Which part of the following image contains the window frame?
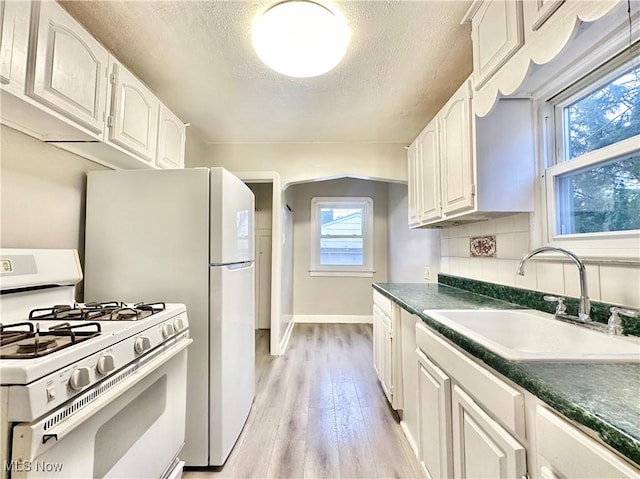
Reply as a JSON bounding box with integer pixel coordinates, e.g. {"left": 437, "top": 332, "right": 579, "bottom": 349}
{"left": 309, "top": 196, "right": 374, "bottom": 277}
{"left": 537, "top": 42, "right": 640, "bottom": 260}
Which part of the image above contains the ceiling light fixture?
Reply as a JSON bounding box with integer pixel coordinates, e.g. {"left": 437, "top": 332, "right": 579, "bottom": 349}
{"left": 252, "top": 1, "right": 350, "bottom": 78}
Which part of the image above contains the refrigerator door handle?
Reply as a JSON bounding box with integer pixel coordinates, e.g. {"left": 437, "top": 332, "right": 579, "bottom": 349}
{"left": 210, "top": 261, "right": 253, "bottom": 270}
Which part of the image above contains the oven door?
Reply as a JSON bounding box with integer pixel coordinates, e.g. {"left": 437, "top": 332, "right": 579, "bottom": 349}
{"left": 10, "top": 338, "right": 192, "bottom": 479}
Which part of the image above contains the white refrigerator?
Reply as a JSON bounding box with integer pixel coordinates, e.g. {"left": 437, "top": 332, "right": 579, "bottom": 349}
{"left": 84, "top": 167, "right": 255, "bottom": 467}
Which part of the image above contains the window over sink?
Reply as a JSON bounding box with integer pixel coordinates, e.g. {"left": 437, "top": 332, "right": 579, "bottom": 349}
{"left": 541, "top": 43, "right": 640, "bottom": 258}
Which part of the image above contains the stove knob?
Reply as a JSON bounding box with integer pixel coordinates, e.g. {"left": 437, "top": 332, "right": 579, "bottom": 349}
{"left": 69, "top": 367, "right": 91, "bottom": 391}
{"left": 162, "top": 323, "right": 175, "bottom": 339}
{"left": 134, "top": 336, "right": 151, "bottom": 354}
{"left": 173, "top": 318, "right": 184, "bottom": 332}
{"left": 97, "top": 354, "right": 115, "bottom": 375}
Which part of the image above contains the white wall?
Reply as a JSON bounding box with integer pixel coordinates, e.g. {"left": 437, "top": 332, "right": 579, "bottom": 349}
{"left": 0, "top": 126, "right": 110, "bottom": 298}
{"left": 387, "top": 183, "right": 440, "bottom": 283}
{"left": 281, "top": 187, "right": 294, "bottom": 336}
{"left": 439, "top": 213, "right": 640, "bottom": 308}
{"left": 290, "top": 177, "right": 388, "bottom": 318}
{"left": 0, "top": 125, "right": 109, "bottom": 250}
{"left": 202, "top": 142, "right": 407, "bottom": 187}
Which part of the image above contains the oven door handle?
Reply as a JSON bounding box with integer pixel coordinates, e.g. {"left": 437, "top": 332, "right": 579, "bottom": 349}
{"left": 12, "top": 338, "right": 192, "bottom": 460}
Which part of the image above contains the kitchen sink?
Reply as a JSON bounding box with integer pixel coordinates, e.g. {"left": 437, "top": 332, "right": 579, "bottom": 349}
{"left": 422, "top": 309, "right": 640, "bottom": 362}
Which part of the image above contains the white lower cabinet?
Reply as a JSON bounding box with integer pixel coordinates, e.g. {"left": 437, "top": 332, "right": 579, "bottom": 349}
{"left": 407, "top": 318, "right": 640, "bottom": 479}
{"left": 415, "top": 321, "right": 526, "bottom": 479}
{"left": 372, "top": 291, "right": 402, "bottom": 410}
{"left": 536, "top": 406, "right": 640, "bottom": 479}
{"left": 452, "top": 385, "right": 526, "bottom": 479}
{"left": 417, "top": 349, "right": 452, "bottom": 479}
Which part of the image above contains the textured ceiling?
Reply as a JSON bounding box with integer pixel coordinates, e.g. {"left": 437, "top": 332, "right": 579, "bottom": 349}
{"left": 60, "top": 1, "right": 473, "bottom": 144}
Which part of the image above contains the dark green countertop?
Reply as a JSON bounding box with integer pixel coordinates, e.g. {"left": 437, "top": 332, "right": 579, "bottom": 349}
{"left": 373, "top": 282, "right": 640, "bottom": 467}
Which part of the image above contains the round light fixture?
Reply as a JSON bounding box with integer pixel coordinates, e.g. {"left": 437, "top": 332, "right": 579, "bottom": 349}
{"left": 252, "top": 1, "right": 350, "bottom": 78}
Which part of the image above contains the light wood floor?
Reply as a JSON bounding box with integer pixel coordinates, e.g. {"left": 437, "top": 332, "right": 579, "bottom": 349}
{"left": 184, "top": 323, "right": 424, "bottom": 479}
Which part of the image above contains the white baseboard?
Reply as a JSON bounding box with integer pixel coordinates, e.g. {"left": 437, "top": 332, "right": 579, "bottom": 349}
{"left": 400, "top": 420, "right": 419, "bottom": 458}
{"left": 294, "top": 314, "right": 373, "bottom": 324}
{"left": 279, "top": 319, "right": 295, "bottom": 356}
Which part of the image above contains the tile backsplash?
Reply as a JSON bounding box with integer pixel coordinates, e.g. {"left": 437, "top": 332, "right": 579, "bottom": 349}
{"left": 440, "top": 213, "right": 640, "bottom": 308}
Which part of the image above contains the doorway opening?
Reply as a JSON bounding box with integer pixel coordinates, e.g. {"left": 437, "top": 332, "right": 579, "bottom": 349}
{"left": 247, "top": 183, "right": 273, "bottom": 331}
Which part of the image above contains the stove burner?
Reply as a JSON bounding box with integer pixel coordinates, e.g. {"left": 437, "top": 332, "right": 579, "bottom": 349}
{"left": 109, "top": 308, "right": 142, "bottom": 320}
{"left": 0, "top": 322, "right": 35, "bottom": 346}
{"left": 17, "top": 338, "right": 58, "bottom": 354}
{"left": 135, "top": 302, "right": 166, "bottom": 313}
{"left": 29, "top": 305, "right": 105, "bottom": 321}
{"left": 0, "top": 322, "right": 102, "bottom": 359}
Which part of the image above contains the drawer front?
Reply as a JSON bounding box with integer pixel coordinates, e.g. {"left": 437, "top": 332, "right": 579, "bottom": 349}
{"left": 373, "top": 290, "right": 393, "bottom": 317}
{"left": 536, "top": 406, "right": 640, "bottom": 478}
{"left": 416, "top": 322, "right": 525, "bottom": 437}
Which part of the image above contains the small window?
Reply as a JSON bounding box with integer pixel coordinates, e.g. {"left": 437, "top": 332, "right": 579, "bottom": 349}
{"left": 543, "top": 47, "right": 640, "bottom": 252}
{"left": 310, "top": 197, "right": 374, "bottom": 277}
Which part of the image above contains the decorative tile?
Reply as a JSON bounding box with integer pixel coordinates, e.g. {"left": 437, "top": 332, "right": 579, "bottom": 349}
{"left": 469, "top": 235, "right": 496, "bottom": 257}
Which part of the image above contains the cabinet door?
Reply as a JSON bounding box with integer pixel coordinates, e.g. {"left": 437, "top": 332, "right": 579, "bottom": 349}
{"left": 27, "top": 1, "right": 108, "bottom": 135}
{"left": 156, "top": 104, "right": 185, "bottom": 169}
{"left": 418, "top": 118, "right": 442, "bottom": 223}
{"left": 372, "top": 304, "right": 382, "bottom": 377}
{"left": 108, "top": 58, "right": 159, "bottom": 163}
{"left": 417, "top": 349, "right": 453, "bottom": 479}
{"left": 471, "top": 0, "right": 524, "bottom": 89}
{"left": 407, "top": 140, "right": 421, "bottom": 227}
{"left": 536, "top": 406, "right": 640, "bottom": 479}
{"left": 380, "top": 311, "right": 393, "bottom": 404}
{"left": 0, "top": 0, "right": 29, "bottom": 93}
{"left": 524, "top": 0, "right": 564, "bottom": 32}
{"left": 452, "top": 385, "right": 526, "bottom": 479}
{"left": 440, "top": 80, "right": 474, "bottom": 216}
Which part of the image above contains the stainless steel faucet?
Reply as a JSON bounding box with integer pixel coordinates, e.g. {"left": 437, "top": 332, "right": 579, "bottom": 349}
{"left": 516, "top": 246, "right": 591, "bottom": 322}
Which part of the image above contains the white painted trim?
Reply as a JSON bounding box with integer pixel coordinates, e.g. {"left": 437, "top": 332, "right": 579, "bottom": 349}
{"left": 309, "top": 270, "right": 374, "bottom": 278}
{"left": 400, "top": 420, "right": 420, "bottom": 458}
{"left": 309, "top": 196, "right": 375, "bottom": 275}
{"left": 279, "top": 318, "right": 295, "bottom": 357}
{"left": 294, "top": 314, "right": 373, "bottom": 324}
{"left": 233, "top": 171, "right": 283, "bottom": 356}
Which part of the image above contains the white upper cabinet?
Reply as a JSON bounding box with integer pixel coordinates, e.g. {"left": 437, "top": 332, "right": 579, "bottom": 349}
{"left": 407, "top": 141, "right": 421, "bottom": 227}
{"left": 465, "top": 0, "right": 525, "bottom": 90}
{"left": 156, "top": 104, "right": 186, "bottom": 169}
{"left": 523, "top": 0, "right": 564, "bottom": 32}
{"left": 1, "top": 0, "right": 29, "bottom": 94}
{"left": 107, "top": 58, "right": 159, "bottom": 163}
{"left": 418, "top": 117, "right": 442, "bottom": 223}
{"left": 407, "top": 78, "right": 535, "bottom": 228}
{"left": 440, "top": 80, "right": 474, "bottom": 216}
{"left": 27, "top": 0, "right": 108, "bottom": 136}
{"left": 0, "top": 1, "right": 186, "bottom": 169}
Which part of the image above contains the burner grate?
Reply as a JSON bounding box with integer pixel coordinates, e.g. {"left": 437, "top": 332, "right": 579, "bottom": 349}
{"left": 27, "top": 301, "right": 166, "bottom": 322}
{"left": 0, "top": 322, "right": 102, "bottom": 359}
{"left": 0, "top": 322, "right": 35, "bottom": 346}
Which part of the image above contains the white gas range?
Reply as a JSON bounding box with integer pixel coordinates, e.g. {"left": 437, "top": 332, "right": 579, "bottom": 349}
{"left": 0, "top": 249, "right": 192, "bottom": 479}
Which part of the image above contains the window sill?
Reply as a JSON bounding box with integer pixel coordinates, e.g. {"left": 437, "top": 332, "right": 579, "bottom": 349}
{"left": 525, "top": 251, "right": 640, "bottom": 267}
{"left": 309, "top": 270, "right": 375, "bottom": 278}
